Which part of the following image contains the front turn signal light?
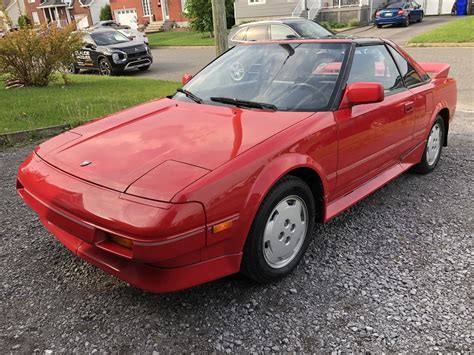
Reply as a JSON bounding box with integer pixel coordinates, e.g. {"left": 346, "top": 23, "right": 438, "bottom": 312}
{"left": 212, "top": 220, "right": 233, "bottom": 234}
{"left": 109, "top": 234, "right": 133, "bottom": 249}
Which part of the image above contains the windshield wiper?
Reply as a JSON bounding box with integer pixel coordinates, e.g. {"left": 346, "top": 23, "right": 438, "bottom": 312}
{"left": 210, "top": 97, "right": 277, "bottom": 111}
{"left": 176, "top": 88, "right": 203, "bottom": 104}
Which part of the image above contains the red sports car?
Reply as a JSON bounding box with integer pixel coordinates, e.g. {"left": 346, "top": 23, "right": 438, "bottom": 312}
{"left": 17, "top": 38, "right": 457, "bottom": 293}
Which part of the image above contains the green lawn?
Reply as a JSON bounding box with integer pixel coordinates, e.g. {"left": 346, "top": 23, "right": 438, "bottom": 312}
{"left": 0, "top": 75, "right": 179, "bottom": 134}
{"left": 409, "top": 16, "right": 474, "bottom": 44}
{"left": 147, "top": 31, "right": 214, "bottom": 47}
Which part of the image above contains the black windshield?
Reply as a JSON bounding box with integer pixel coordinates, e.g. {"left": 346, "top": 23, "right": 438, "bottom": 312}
{"left": 174, "top": 42, "right": 350, "bottom": 111}
{"left": 91, "top": 31, "right": 130, "bottom": 45}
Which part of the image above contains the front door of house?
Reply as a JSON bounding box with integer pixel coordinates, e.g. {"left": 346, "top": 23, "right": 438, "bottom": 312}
{"left": 162, "top": 0, "right": 170, "bottom": 20}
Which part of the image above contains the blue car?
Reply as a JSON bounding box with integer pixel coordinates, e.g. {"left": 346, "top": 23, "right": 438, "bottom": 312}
{"left": 375, "top": 1, "right": 424, "bottom": 28}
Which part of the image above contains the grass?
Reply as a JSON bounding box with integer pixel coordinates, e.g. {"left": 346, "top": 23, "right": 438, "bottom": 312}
{"left": 0, "top": 75, "right": 179, "bottom": 134}
{"left": 409, "top": 16, "right": 474, "bottom": 44}
{"left": 147, "top": 31, "right": 214, "bottom": 47}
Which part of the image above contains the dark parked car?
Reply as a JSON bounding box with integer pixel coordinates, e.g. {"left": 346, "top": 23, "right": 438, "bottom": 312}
{"left": 70, "top": 29, "right": 152, "bottom": 76}
{"left": 375, "top": 1, "right": 424, "bottom": 27}
{"left": 228, "top": 18, "right": 332, "bottom": 46}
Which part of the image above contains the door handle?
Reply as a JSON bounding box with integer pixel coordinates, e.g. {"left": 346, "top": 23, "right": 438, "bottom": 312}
{"left": 404, "top": 101, "right": 414, "bottom": 113}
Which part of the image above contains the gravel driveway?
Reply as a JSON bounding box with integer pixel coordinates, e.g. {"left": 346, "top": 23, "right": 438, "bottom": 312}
{"left": 1, "top": 111, "right": 472, "bottom": 352}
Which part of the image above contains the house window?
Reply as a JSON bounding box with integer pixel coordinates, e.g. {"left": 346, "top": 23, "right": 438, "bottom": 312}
{"left": 32, "top": 11, "right": 40, "bottom": 24}
{"left": 141, "top": 0, "right": 152, "bottom": 16}
{"left": 248, "top": 0, "right": 265, "bottom": 4}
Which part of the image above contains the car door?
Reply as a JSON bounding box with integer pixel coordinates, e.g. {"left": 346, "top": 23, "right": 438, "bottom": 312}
{"left": 76, "top": 34, "right": 97, "bottom": 69}
{"left": 404, "top": 2, "right": 415, "bottom": 22}
{"left": 387, "top": 44, "right": 431, "bottom": 144}
{"left": 334, "top": 44, "right": 416, "bottom": 196}
{"left": 411, "top": 1, "right": 423, "bottom": 20}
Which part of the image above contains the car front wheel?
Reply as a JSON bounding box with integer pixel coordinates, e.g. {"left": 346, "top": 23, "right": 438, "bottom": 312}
{"left": 241, "top": 176, "right": 316, "bottom": 283}
{"left": 69, "top": 63, "right": 79, "bottom": 74}
{"left": 412, "top": 115, "right": 445, "bottom": 174}
{"left": 98, "top": 58, "right": 113, "bottom": 76}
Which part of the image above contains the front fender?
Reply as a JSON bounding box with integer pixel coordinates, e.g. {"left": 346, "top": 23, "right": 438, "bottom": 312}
{"left": 238, "top": 153, "right": 328, "bottom": 248}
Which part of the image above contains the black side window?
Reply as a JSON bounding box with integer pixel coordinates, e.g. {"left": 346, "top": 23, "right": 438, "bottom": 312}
{"left": 348, "top": 45, "right": 404, "bottom": 92}
{"left": 387, "top": 45, "right": 425, "bottom": 87}
{"left": 245, "top": 25, "right": 269, "bottom": 41}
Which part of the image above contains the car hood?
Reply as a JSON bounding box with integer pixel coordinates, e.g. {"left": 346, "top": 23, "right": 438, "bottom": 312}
{"left": 36, "top": 98, "right": 313, "bottom": 199}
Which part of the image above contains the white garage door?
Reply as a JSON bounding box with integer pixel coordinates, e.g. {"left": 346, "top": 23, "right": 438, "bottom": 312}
{"left": 115, "top": 9, "right": 138, "bottom": 29}
{"left": 423, "top": 0, "right": 440, "bottom": 15}
{"left": 441, "top": 0, "right": 455, "bottom": 14}
{"left": 422, "top": 0, "right": 454, "bottom": 15}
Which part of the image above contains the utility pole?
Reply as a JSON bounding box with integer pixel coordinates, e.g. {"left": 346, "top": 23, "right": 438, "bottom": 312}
{"left": 211, "top": 0, "right": 228, "bottom": 56}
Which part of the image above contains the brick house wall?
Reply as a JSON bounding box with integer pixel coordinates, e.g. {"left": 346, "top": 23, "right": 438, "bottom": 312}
{"left": 110, "top": 0, "right": 187, "bottom": 26}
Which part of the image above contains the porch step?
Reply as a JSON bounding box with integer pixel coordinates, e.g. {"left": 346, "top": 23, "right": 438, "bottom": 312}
{"left": 145, "top": 21, "right": 165, "bottom": 33}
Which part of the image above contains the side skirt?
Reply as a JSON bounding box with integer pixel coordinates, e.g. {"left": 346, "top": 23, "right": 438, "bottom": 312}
{"left": 324, "top": 140, "right": 426, "bottom": 222}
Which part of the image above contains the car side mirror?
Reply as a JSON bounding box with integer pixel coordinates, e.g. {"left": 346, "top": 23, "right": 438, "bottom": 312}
{"left": 84, "top": 43, "right": 96, "bottom": 50}
{"left": 342, "top": 82, "right": 384, "bottom": 107}
{"left": 182, "top": 73, "right": 193, "bottom": 85}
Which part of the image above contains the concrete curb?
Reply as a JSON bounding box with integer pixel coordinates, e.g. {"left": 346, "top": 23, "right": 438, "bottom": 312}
{"left": 0, "top": 124, "right": 71, "bottom": 147}
{"left": 406, "top": 42, "right": 474, "bottom": 47}
{"left": 150, "top": 45, "right": 215, "bottom": 49}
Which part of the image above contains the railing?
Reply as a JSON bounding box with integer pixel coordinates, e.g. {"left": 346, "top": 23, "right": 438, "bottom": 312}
{"left": 308, "top": 0, "right": 323, "bottom": 20}
{"left": 291, "top": 0, "right": 306, "bottom": 18}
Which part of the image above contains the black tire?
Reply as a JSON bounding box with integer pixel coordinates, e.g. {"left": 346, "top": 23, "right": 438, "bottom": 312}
{"left": 138, "top": 65, "right": 151, "bottom": 71}
{"left": 241, "top": 176, "right": 316, "bottom": 283}
{"left": 418, "top": 14, "right": 423, "bottom": 22}
{"left": 376, "top": 24, "right": 382, "bottom": 28}
{"left": 98, "top": 58, "right": 113, "bottom": 76}
{"left": 69, "top": 63, "right": 79, "bottom": 74}
{"left": 412, "top": 115, "right": 445, "bottom": 174}
{"left": 402, "top": 17, "right": 410, "bottom": 27}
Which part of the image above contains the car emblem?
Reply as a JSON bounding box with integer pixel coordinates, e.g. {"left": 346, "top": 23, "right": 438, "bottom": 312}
{"left": 135, "top": 47, "right": 139, "bottom": 52}
{"left": 80, "top": 160, "right": 92, "bottom": 167}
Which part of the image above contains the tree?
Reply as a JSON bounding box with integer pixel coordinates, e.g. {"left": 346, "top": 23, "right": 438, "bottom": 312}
{"left": 99, "top": 5, "right": 112, "bottom": 21}
{"left": 185, "top": 0, "right": 234, "bottom": 36}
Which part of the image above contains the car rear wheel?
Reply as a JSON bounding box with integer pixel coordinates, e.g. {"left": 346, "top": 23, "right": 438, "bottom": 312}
{"left": 241, "top": 176, "right": 316, "bottom": 283}
{"left": 98, "top": 58, "right": 113, "bottom": 76}
{"left": 376, "top": 24, "right": 382, "bottom": 28}
{"left": 412, "top": 116, "right": 445, "bottom": 174}
{"left": 402, "top": 17, "right": 410, "bottom": 27}
{"left": 418, "top": 14, "right": 423, "bottom": 22}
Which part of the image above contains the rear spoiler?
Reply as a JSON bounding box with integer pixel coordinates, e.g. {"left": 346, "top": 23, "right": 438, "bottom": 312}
{"left": 418, "top": 63, "right": 451, "bottom": 79}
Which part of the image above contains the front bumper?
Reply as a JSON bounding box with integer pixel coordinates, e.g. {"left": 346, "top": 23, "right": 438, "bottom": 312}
{"left": 113, "top": 55, "right": 153, "bottom": 71}
{"left": 375, "top": 15, "right": 407, "bottom": 25}
{"left": 17, "top": 153, "right": 241, "bottom": 293}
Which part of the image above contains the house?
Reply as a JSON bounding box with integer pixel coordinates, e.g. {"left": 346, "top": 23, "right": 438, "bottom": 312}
{"left": 1, "top": 0, "right": 26, "bottom": 29}
{"left": 23, "top": 0, "right": 109, "bottom": 28}
{"left": 109, "top": 0, "right": 188, "bottom": 30}
{"left": 234, "top": 0, "right": 378, "bottom": 25}
{"left": 234, "top": 0, "right": 457, "bottom": 25}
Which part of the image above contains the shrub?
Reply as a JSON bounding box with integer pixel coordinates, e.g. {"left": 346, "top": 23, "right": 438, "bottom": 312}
{"left": 99, "top": 5, "right": 112, "bottom": 21}
{"left": 0, "top": 24, "right": 83, "bottom": 87}
{"left": 348, "top": 19, "right": 360, "bottom": 27}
